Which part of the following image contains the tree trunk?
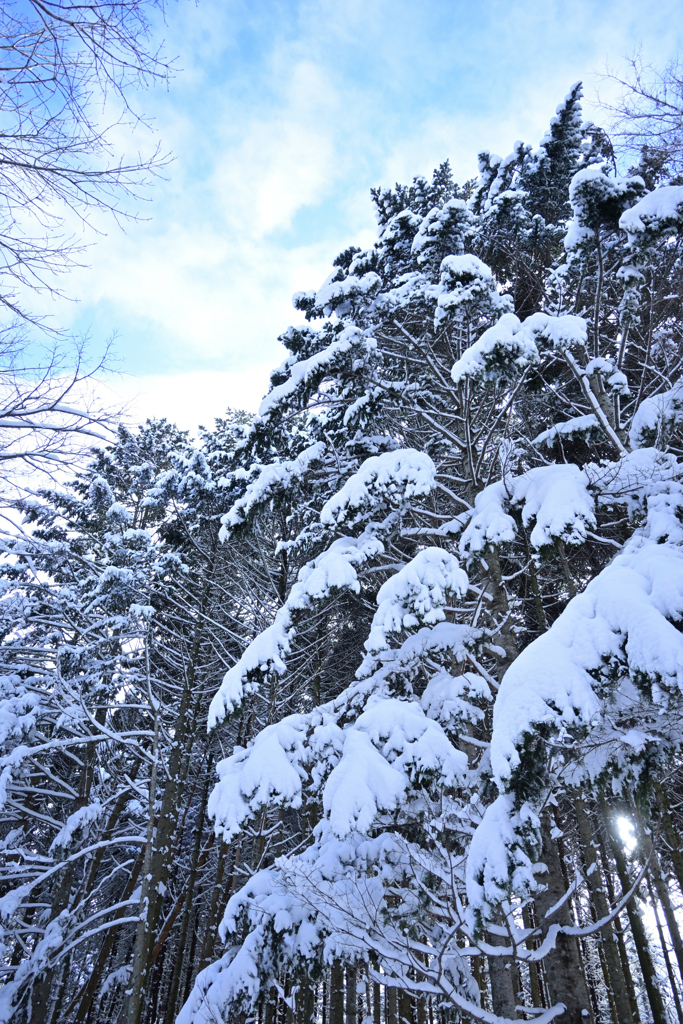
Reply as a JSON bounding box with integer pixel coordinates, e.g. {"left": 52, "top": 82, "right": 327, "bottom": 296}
{"left": 654, "top": 781, "right": 683, "bottom": 894}
{"left": 648, "top": 876, "right": 683, "bottom": 1024}
{"left": 181, "top": 904, "right": 202, "bottom": 1010}
{"left": 487, "top": 952, "right": 517, "bottom": 1020}
{"left": 522, "top": 904, "right": 544, "bottom": 1010}
{"left": 330, "top": 961, "right": 344, "bottom": 1024}
{"left": 163, "top": 765, "right": 211, "bottom": 1024}
{"left": 651, "top": 851, "right": 683, "bottom": 984}
{"left": 487, "top": 913, "right": 517, "bottom": 1020}
{"left": 574, "top": 798, "right": 634, "bottom": 1023}
{"left": 70, "top": 846, "right": 145, "bottom": 1022}
{"left": 298, "top": 982, "right": 315, "bottom": 1024}
{"left": 386, "top": 984, "right": 397, "bottom": 1024}
{"left": 631, "top": 799, "right": 683, "bottom": 983}
{"left": 599, "top": 797, "right": 667, "bottom": 1024}
{"left": 123, "top": 564, "right": 217, "bottom": 1024}
{"left": 596, "top": 830, "right": 641, "bottom": 1023}
{"left": 534, "top": 815, "right": 594, "bottom": 1024}
{"left": 372, "top": 960, "right": 381, "bottom": 1024}
{"left": 198, "top": 838, "right": 231, "bottom": 972}
{"left": 398, "top": 989, "right": 411, "bottom": 1024}
{"left": 28, "top": 859, "right": 77, "bottom": 1024}
{"left": 346, "top": 966, "right": 357, "bottom": 1024}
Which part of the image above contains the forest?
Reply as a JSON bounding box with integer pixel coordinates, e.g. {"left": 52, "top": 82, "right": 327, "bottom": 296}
{"left": 2, "top": 4, "right": 683, "bottom": 1024}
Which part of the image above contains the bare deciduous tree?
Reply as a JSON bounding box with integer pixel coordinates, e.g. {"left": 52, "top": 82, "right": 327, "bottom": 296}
{"left": 0, "top": 0, "right": 176, "bottom": 488}
{"left": 599, "top": 53, "right": 683, "bottom": 175}
{"left": 0, "top": 331, "right": 121, "bottom": 483}
{"left": 0, "top": 0, "right": 174, "bottom": 318}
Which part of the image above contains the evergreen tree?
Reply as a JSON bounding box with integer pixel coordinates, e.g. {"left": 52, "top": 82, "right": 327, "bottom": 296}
{"left": 180, "top": 83, "right": 683, "bottom": 1024}
{"left": 5, "top": 79, "right": 683, "bottom": 1024}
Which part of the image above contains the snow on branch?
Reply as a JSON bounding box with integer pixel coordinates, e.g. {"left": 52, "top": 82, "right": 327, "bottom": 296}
{"left": 258, "top": 325, "right": 371, "bottom": 419}
{"left": 533, "top": 413, "right": 600, "bottom": 449}
{"left": 208, "top": 712, "right": 343, "bottom": 842}
{"left": 220, "top": 441, "right": 326, "bottom": 538}
{"left": 450, "top": 312, "right": 586, "bottom": 385}
{"left": 619, "top": 184, "right": 683, "bottom": 242}
{"left": 207, "top": 531, "right": 384, "bottom": 729}
{"left": 322, "top": 699, "right": 467, "bottom": 838}
{"left": 435, "top": 254, "right": 507, "bottom": 325}
{"left": 352, "top": 619, "right": 487, "bottom": 721}
{"left": 629, "top": 379, "right": 683, "bottom": 449}
{"left": 465, "top": 793, "right": 540, "bottom": 929}
{"left": 490, "top": 481, "right": 683, "bottom": 793}
{"left": 366, "top": 547, "right": 468, "bottom": 652}
{"left": 459, "top": 463, "right": 596, "bottom": 555}
{"left": 565, "top": 166, "right": 645, "bottom": 249}
{"left": 320, "top": 448, "right": 436, "bottom": 530}
{"left": 314, "top": 270, "right": 381, "bottom": 318}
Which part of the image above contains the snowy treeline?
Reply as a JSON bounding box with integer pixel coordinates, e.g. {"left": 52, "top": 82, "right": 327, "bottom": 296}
{"left": 2, "top": 83, "right": 683, "bottom": 1024}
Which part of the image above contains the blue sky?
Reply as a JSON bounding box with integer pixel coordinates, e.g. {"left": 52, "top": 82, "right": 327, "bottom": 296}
{"left": 43, "top": 0, "right": 683, "bottom": 429}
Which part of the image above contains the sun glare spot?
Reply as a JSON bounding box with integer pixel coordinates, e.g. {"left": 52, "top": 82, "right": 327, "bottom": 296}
{"left": 617, "top": 816, "right": 637, "bottom": 853}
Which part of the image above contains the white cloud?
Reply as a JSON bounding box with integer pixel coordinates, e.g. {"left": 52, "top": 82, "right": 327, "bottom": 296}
{"left": 21, "top": 0, "right": 683, "bottom": 435}
{"left": 115, "top": 366, "right": 271, "bottom": 432}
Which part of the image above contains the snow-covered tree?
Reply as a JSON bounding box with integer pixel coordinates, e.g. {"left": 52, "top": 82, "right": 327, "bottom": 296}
{"left": 6, "top": 77, "right": 683, "bottom": 1024}
{"left": 175, "top": 81, "right": 683, "bottom": 1024}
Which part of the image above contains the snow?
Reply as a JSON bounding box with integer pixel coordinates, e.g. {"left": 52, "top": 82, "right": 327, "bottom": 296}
{"left": 589, "top": 449, "right": 683, "bottom": 528}
{"left": 459, "top": 463, "right": 596, "bottom": 554}
{"left": 177, "top": 866, "right": 331, "bottom": 1024}
{"left": 379, "top": 207, "right": 422, "bottom": 244}
{"left": 221, "top": 442, "right": 326, "bottom": 537}
{"left": 210, "top": 684, "right": 467, "bottom": 846}
{"left": 209, "top": 551, "right": 472, "bottom": 843}
{"left": 436, "top": 254, "right": 507, "bottom": 324}
{"left": 533, "top": 414, "right": 599, "bottom": 449}
{"left": 523, "top": 311, "right": 588, "bottom": 351}
{"left": 177, "top": 927, "right": 274, "bottom": 1023}
{"left": 315, "top": 271, "right": 381, "bottom": 317}
{"left": 323, "top": 727, "right": 407, "bottom": 837}
{"left": 0, "top": 915, "right": 71, "bottom": 1022}
{"left": 208, "top": 551, "right": 478, "bottom": 853}
{"left": 375, "top": 271, "right": 440, "bottom": 312}
{"left": 320, "top": 449, "right": 435, "bottom": 528}
{"left": 451, "top": 313, "right": 536, "bottom": 383}
{"left": 411, "top": 199, "right": 469, "bottom": 263}
{"left": 565, "top": 167, "right": 644, "bottom": 249}
{"left": 619, "top": 185, "right": 683, "bottom": 241}
{"left": 0, "top": 684, "right": 41, "bottom": 747}
{"left": 106, "top": 501, "right": 131, "bottom": 524}
{"left": 466, "top": 793, "right": 539, "bottom": 926}
{"left": 512, "top": 463, "right": 596, "bottom": 549}
{"left": 584, "top": 357, "right": 629, "bottom": 395}
{"left": 421, "top": 670, "right": 491, "bottom": 728}
{"left": 355, "top": 620, "right": 483, "bottom": 702}
{"left": 209, "top": 707, "right": 350, "bottom": 843}
{"left": 259, "top": 325, "right": 369, "bottom": 418}
{"left": 209, "top": 716, "right": 311, "bottom": 841}
{"left": 208, "top": 531, "right": 384, "bottom": 728}
{"left": 450, "top": 312, "right": 586, "bottom": 385}
{"left": 323, "top": 699, "right": 467, "bottom": 838}
{"left": 100, "top": 965, "right": 132, "bottom": 998}
{"left": 88, "top": 476, "right": 114, "bottom": 506}
{"left": 489, "top": 507, "right": 683, "bottom": 789}
{"left": 458, "top": 480, "right": 516, "bottom": 554}
{"left": 629, "top": 381, "right": 683, "bottom": 449}
{"left": 49, "top": 801, "right": 103, "bottom": 853}
{"left": 366, "top": 548, "right": 468, "bottom": 652}
{"left": 439, "top": 254, "right": 492, "bottom": 284}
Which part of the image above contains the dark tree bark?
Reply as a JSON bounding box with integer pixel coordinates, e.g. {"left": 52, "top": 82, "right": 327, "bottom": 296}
{"left": 534, "top": 816, "right": 594, "bottom": 1024}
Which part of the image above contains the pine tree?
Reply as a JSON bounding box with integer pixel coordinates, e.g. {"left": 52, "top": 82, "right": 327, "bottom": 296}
{"left": 179, "top": 83, "right": 683, "bottom": 1024}
{"left": 5, "top": 80, "right": 683, "bottom": 1024}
